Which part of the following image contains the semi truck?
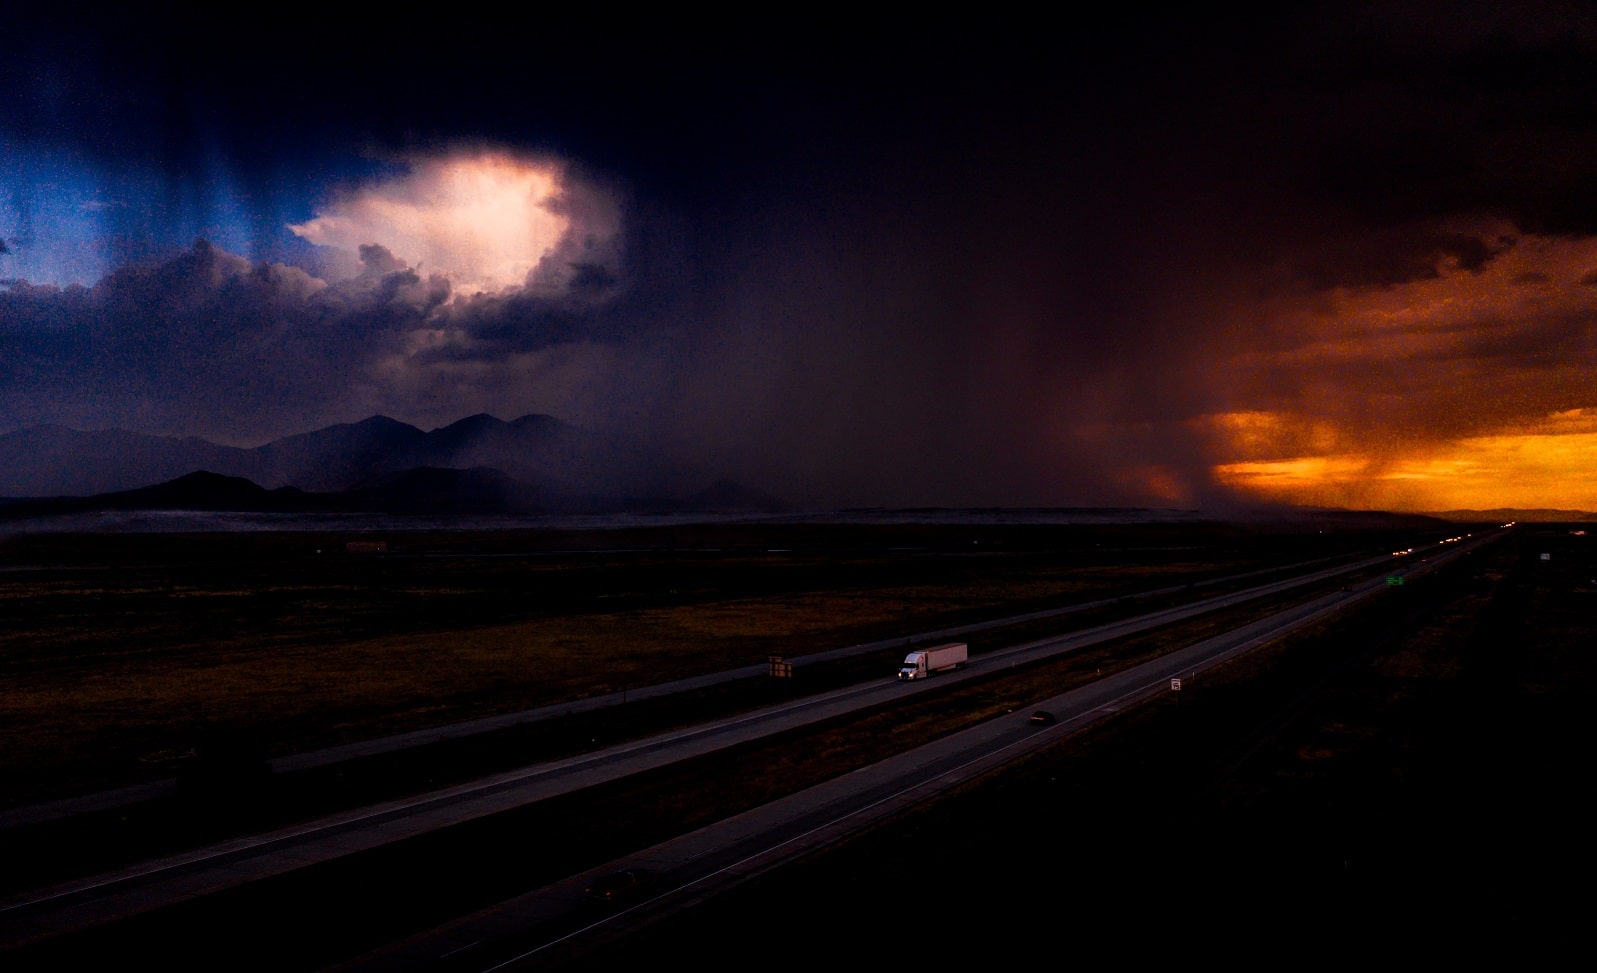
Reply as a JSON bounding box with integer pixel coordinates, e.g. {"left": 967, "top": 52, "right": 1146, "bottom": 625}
{"left": 897, "top": 642, "right": 968, "bottom": 680}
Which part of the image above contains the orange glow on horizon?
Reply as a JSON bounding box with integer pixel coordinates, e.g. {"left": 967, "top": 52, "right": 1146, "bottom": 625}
{"left": 1193, "top": 221, "right": 1597, "bottom": 513}
{"left": 1211, "top": 409, "right": 1597, "bottom": 511}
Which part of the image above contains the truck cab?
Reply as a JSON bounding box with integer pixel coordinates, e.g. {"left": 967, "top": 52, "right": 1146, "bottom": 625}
{"left": 897, "top": 652, "right": 929, "bottom": 680}
{"left": 897, "top": 642, "right": 966, "bottom": 680}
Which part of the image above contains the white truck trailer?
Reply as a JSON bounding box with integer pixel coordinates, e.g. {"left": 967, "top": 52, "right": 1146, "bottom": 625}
{"left": 897, "top": 641, "right": 968, "bottom": 680}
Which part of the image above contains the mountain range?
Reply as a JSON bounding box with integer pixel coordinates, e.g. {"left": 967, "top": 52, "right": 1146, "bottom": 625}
{"left": 0, "top": 414, "right": 788, "bottom": 517}
{"left": 3, "top": 416, "right": 1591, "bottom": 524}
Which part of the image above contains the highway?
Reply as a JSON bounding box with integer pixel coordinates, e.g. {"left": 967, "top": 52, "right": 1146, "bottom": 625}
{"left": 331, "top": 528, "right": 1502, "bottom": 971}
{"left": 0, "top": 527, "right": 1505, "bottom": 969}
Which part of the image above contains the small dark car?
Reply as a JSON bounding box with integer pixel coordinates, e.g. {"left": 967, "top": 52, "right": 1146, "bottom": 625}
{"left": 1028, "top": 710, "right": 1056, "bottom": 725}
{"left": 584, "top": 867, "right": 655, "bottom": 902}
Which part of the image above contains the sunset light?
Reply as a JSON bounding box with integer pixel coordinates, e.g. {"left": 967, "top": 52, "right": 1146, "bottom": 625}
{"left": 6, "top": 10, "right": 1597, "bottom": 965}
{"left": 5, "top": 7, "right": 1597, "bottom": 512}
{"left": 1213, "top": 409, "right": 1597, "bottom": 511}
{"left": 1201, "top": 223, "right": 1597, "bottom": 513}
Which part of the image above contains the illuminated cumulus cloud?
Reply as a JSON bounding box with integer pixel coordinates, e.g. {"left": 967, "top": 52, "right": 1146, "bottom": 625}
{"left": 289, "top": 149, "right": 623, "bottom": 302}
{"left": 1, "top": 146, "right": 635, "bottom": 445}
{"left": 1202, "top": 222, "right": 1597, "bottom": 511}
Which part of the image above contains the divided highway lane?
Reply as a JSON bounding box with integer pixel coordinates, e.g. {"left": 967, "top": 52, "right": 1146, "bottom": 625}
{"left": 329, "top": 528, "right": 1506, "bottom": 971}
{"left": 0, "top": 528, "right": 1504, "bottom": 959}
{"left": 0, "top": 539, "right": 1395, "bottom": 832}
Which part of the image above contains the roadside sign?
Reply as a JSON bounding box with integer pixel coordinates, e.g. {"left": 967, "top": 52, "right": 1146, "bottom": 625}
{"left": 1170, "top": 678, "right": 1181, "bottom": 691}
{"left": 1386, "top": 576, "right": 1405, "bottom": 585}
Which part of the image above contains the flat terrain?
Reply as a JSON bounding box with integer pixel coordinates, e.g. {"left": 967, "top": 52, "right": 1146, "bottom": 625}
{"left": 0, "top": 518, "right": 1396, "bottom": 808}
{"left": 3, "top": 517, "right": 1592, "bottom": 968}
{"left": 556, "top": 522, "right": 1597, "bottom": 969}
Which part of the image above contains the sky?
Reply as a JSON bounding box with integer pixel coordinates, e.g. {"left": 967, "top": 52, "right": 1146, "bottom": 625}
{"left": 4, "top": 5, "right": 1597, "bottom": 513}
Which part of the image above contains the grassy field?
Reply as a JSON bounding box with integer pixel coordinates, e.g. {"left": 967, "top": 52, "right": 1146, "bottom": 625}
{"left": 0, "top": 519, "right": 1400, "bottom": 807}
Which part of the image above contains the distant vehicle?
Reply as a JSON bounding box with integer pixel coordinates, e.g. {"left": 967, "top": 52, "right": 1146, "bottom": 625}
{"left": 584, "top": 867, "right": 655, "bottom": 902}
{"left": 897, "top": 642, "right": 968, "bottom": 680}
{"left": 1028, "top": 710, "right": 1056, "bottom": 725}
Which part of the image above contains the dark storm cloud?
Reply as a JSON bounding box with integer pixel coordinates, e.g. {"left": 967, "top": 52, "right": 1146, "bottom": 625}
{"left": 0, "top": 237, "right": 630, "bottom": 442}
{"left": 6, "top": 4, "right": 1597, "bottom": 509}
{"left": 1305, "top": 15, "right": 1597, "bottom": 238}
{"left": 1278, "top": 224, "right": 1518, "bottom": 291}
{"left": 445, "top": 298, "right": 585, "bottom": 351}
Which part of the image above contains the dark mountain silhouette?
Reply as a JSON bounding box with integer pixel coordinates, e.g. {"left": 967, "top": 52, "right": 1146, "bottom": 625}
{"left": 250, "top": 416, "right": 431, "bottom": 492}
{"left": 0, "top": 415, "right": 790, "bottom": 518}
{"left": 0, "top": 466, "right": 791, "bottom": 520}
{"left": 0, "top": 471, "right": 320, "bottom": 518}
{"left": 1, "top": 413, "right": 688, "bottom": 495}
{"left": 0, "top": 426, "right": 254, "bottom": 497}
